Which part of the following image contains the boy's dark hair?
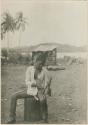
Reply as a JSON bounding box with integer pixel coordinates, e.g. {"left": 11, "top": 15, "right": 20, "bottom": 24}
{"left": 34, "top": 53, "right": 46, "bottom": 65}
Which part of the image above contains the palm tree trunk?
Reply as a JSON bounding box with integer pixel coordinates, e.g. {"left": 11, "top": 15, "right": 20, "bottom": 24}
{"left": 7, "top": 33, "right": 9, "bottom": 51}
{"left": 19, "top": 29, "right": 22, "bottom": 47}
{"left": 6, "top": 32, "right": 9, "bottom": 60}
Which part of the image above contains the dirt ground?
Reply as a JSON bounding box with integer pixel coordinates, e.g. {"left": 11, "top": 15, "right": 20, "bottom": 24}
{"left": 1, "top": 62, "right": 87, "bottom": 124}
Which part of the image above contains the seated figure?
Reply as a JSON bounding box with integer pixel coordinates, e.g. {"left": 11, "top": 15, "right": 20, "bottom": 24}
{"left": 7, "top": 54, "right": 51, "bottom": 124}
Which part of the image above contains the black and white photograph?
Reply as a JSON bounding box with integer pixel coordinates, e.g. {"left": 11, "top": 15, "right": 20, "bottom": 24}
{"left": 1, "top": 0, "right": 88, "bottom": 124}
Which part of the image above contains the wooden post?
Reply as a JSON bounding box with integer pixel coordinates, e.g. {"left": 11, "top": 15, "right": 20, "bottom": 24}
{"left": 24, "top": 96, "right": 42, "bottom": 122}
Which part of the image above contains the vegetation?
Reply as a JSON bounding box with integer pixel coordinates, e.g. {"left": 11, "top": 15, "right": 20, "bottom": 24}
{"left": 15, "top": 12, "right": 27, "bottom": 47}
{"left": 1, "top": 12, "right": 15, "bottom": 53}
{"left": 1, "top": 49, "right": 32, "bottom": 65}
{"left": 1, "top": 11, "right": 27, "bottom": 49}
{"left": 1, "top": 11, "right": 28, "bottom": 65}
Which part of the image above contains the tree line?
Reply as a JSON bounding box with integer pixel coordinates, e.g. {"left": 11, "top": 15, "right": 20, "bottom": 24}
{"left": 1, "top": 48, "right": 32, "bottom": 65}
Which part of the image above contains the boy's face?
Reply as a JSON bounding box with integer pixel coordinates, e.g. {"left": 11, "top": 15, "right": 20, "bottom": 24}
{"left": 34, "top": 60, "right": 43, "bottom": 70}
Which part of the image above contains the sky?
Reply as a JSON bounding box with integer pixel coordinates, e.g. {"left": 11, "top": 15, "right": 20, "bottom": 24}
{"left": 1, "top": 0, "right": 88, "bottom": 48}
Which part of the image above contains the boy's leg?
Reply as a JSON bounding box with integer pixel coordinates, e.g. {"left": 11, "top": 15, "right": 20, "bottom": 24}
{"left": 38, "top": 90, "right": 48, "bottom": 122}
{"left": 40, "top": 97, "right": 48, "bottom": 122}
{"left": 8, "top": 90, "right": 29, "bottom": 123}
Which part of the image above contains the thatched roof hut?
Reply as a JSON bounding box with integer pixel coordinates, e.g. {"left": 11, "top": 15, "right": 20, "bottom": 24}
{"left": 32, "top": 44, "right": 57, "bottom": 66}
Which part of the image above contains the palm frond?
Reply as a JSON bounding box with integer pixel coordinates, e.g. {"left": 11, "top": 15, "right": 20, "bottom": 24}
{"left": 1, "top": 12, "right": 16, "bottom": 34}
{"left": 15, "top": 12, "right": 27, "bottom": 31}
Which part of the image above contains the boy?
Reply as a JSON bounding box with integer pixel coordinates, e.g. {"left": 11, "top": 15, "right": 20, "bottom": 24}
{"left": 7, "top": 54, "right": 51, "bottom": 123}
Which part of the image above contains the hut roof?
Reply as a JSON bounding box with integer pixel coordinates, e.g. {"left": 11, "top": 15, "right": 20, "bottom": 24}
{"left": 32, "top": 45, "right": 57, "bottom": 52}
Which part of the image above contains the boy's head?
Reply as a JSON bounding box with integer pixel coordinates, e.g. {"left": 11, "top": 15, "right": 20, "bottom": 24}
{"left": 33, "top": 53, "right": 45, "bottom": 70}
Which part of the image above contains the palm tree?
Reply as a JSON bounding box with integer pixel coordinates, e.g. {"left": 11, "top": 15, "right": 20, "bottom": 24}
{"left": 1, "top": 12, "right": 15, "bottom": 51}
{"left": 15, "top": 12, "right": 27, "bottom": 47}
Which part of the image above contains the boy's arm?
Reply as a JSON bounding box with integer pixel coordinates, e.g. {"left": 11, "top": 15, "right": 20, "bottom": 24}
{"left": 25, "top": 67, "right": 37, "bottom": 87}
{"left": 25, "top": 67, "right": 31, "bottom": 86}
{"left": 44, "top": 68, "right": 52, "bottom": 95}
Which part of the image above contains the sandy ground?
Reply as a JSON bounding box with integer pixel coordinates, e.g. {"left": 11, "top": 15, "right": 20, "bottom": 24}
{"left": 1, "top": 62, "right": 87, "bottom": 124}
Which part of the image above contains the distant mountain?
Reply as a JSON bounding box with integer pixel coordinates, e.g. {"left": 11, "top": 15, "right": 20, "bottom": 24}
{"left": 2, "top": 43, "right": 87, "bottom": 52}
{"left": 51, "top": 43, "right": 87, "bottom": 52}
{"left": 28, "top": 43, "right": 87, "bottom": 52}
